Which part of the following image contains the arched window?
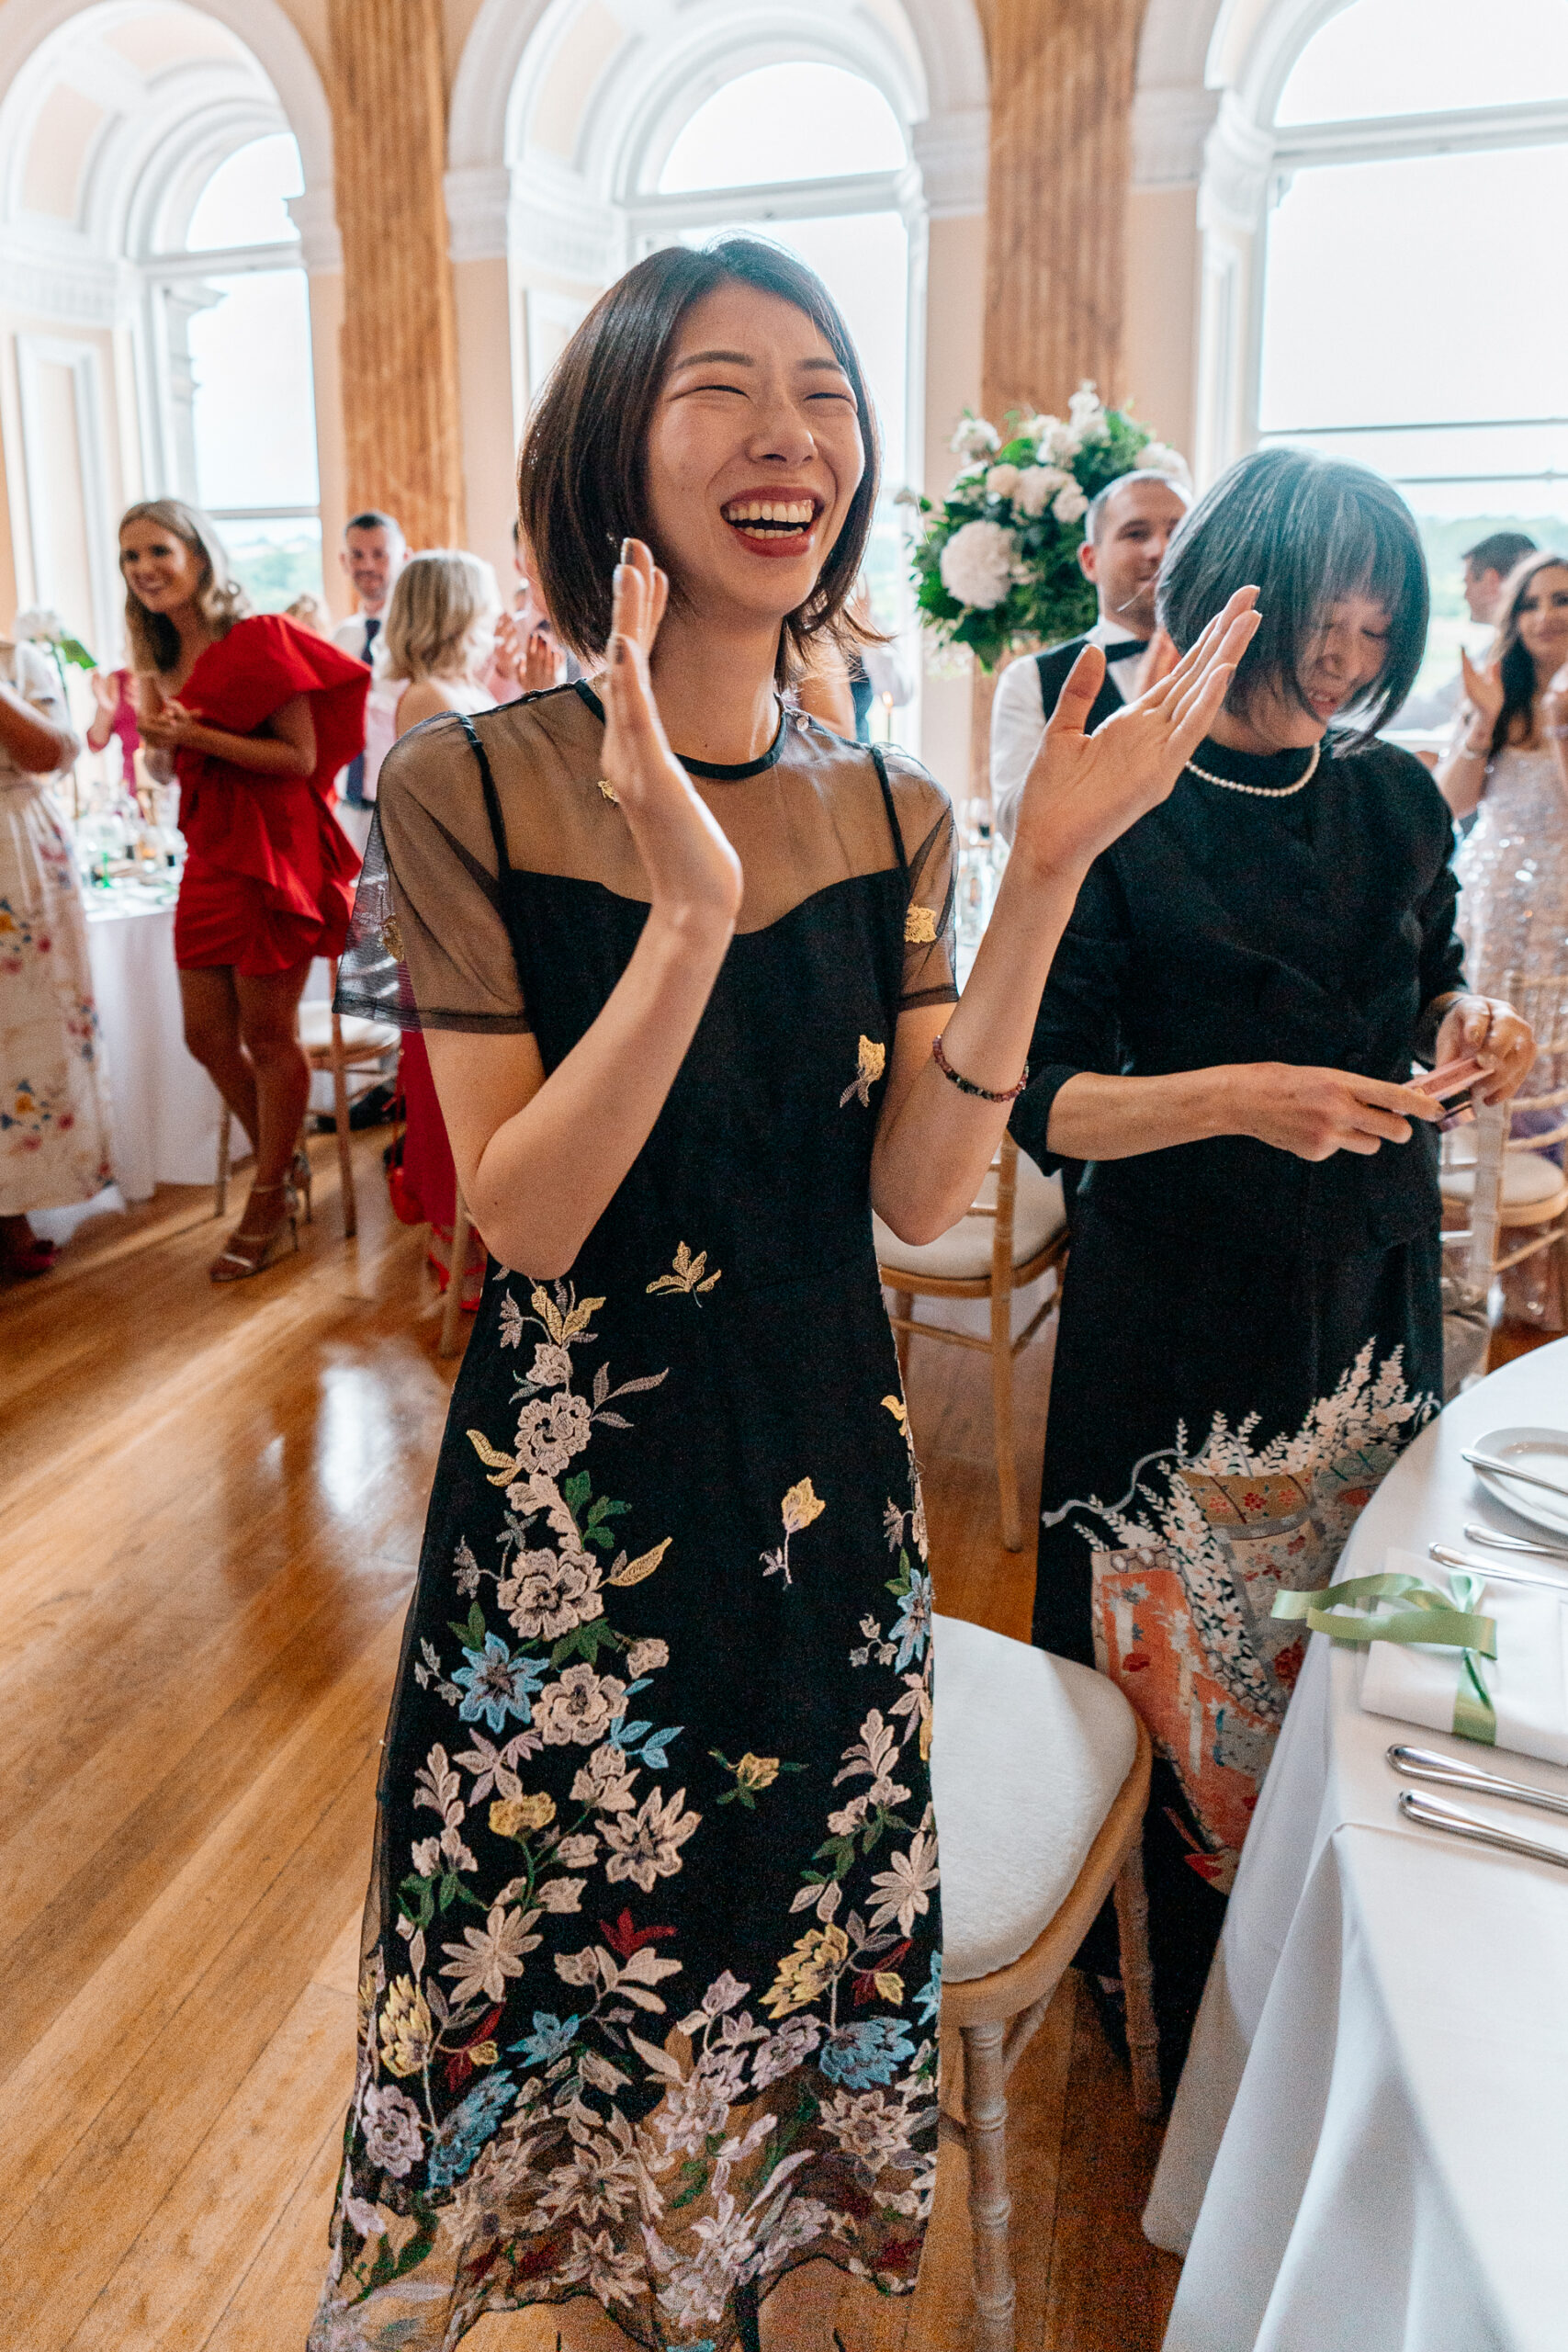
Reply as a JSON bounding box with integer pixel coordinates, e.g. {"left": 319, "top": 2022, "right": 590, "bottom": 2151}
{"left": 628, "top": 60, "right": 918, "bottom": 705}
{"left": 1255, "top": 0, "right": 1568, "bottom": 689}
{"left": 144, "top": 130, "right": 323, "bottom": 606}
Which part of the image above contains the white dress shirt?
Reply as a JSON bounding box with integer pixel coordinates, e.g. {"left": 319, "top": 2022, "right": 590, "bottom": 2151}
{"left": 990, "top": 614, "right": 1143, "bottom": 844}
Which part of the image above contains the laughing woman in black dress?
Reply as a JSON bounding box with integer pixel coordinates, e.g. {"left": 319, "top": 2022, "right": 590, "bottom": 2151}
{"left": 1010, "top": 449, "right": 1535, "bottom": 2082}
{"left": 309, "top": 239, "right": 1254, "bottom": 2352}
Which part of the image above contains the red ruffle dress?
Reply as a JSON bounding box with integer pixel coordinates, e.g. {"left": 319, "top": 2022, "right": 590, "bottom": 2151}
{"left": 172, "top": 614, "right": 369, "bottom": 976}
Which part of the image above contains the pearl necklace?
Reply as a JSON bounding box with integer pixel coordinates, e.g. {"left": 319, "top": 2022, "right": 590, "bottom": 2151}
{"left": 1185, "top": 739, "right": 1322, "bottom": 797}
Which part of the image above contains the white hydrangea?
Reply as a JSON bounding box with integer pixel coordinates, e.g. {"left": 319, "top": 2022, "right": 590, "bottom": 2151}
{"left": 984, "top": 462, "right": 1022, "bottom": 500}
{"left": 949, "top": 413, "right": 999, "bottom": 462}
{"left": 939, "top": 519, "right": 1018, "bottom": 611}
{"left": 1037, "top": 418, "right": 1081, "bottom": 464}
{"left": 1012, "top": 465, "right": 1072, "bottom": 518}
{"left": 1134, "top": 439, "right": 1193, "bottom": 488}
{"left": 1068, "top": 381, "right": 1108, "bottom": 440}
{"left": 1052, "top": 483, "right": 1089, "bottom": 526}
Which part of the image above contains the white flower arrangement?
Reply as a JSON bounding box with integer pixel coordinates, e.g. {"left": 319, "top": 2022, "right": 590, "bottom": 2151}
{"left": 908, "top": 383, "right": 1189, "bottom": 668}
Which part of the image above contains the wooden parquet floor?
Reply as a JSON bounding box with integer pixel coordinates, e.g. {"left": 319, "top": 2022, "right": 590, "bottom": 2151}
{"left": 0, "top": 1134, "right": 1179, "bottom": 2351}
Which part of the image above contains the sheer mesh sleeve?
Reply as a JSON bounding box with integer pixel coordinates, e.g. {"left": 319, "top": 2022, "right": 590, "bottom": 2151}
{"left": 335, "top": 715, "right": 530, "bottom": 1033}
{"left": 882, "top": 749, "right": 958, "bottom": 1010}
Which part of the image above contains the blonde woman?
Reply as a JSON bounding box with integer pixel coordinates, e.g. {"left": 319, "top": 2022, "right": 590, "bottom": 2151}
{"left": 119, "top": 499, "right": 369, "bottom": 1280}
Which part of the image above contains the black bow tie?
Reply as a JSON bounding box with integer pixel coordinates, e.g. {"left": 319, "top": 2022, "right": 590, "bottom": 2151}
{"left": 1103, "top": 639, "right": 1150, "bottom": 662}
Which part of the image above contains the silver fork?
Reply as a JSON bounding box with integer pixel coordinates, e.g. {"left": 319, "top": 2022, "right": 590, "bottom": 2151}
{"left": 1398, "top": 1787, "right": 1568, "bottom": 1870}
{"left": 1389, "top": 1741, "right": 1568, "bottom": 1821}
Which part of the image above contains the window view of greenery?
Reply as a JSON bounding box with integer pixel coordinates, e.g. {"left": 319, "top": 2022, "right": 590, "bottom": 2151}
{"left": 221, "top": 525, "right": 324, "bottom": 611}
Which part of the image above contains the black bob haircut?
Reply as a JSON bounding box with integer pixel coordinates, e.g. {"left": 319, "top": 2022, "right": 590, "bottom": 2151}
{"left": 518, "top": 237, "right": 879, "bottom": 687}
{"left": 1157, "top": 447, "right": 1428, "bottom": 745}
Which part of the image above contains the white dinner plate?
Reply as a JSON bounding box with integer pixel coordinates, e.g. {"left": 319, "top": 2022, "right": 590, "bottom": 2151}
{"left": 1472, "top": 1425, "right": 1568, "bottom": 1539}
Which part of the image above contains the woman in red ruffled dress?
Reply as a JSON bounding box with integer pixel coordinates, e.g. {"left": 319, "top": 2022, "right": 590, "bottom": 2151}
{"left": 120, "top": 500, "right": 369, "bottom": 1280}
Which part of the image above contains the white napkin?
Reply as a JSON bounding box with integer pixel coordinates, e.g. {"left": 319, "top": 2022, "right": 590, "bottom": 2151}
{"left": 1359, "top": 1546, "right": 1568, "bottom": 1765}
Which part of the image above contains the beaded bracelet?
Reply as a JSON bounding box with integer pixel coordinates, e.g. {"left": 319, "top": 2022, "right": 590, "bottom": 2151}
{"left": 932, "top": 1031, "right": 1028, "bottom": 1102}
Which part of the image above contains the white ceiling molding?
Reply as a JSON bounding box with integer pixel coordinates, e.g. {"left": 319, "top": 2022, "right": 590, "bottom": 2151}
{"left": 1197, "top": 88, "right": 1276, "bottom": 233}
{"left": 909, "top": 106, "right": 987, "bottom": 217}
{"left": 1132, "top": 85, "right": 1222, "bottom": 189}
{"left": 508, "top": 155, "right": 617, "bottom": 284}
{"left": 287, "top": 183, "right": 341, "bottom": 274}
{"left": 444, "top": 165, "right": 512, "bottom": 266}
{"left": 0, "top": 220, "right": 125, "bottom": 323}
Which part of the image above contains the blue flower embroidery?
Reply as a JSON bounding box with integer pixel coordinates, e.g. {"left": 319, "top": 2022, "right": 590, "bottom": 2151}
{"left": 508, "top": 2011, "right": 581, "bottom": 2067}
{"left": 890, "top": 1566, "right": 933, "bottom": 1671}
{"left": 426, "top": 2070, "right": 519, "bottom": 2188}
{"left": 452, "top": 1633, "right": 545, "bottom": 1732}
{"left": 914, "top": 1949, "right": 942, "bottom": 2024}
{"left": 819, "top": 2017, "right": 916, "bottom": 2089}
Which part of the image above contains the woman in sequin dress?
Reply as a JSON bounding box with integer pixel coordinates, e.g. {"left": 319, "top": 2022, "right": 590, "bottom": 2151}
{"left": 1440, "top": 551, "right": 1568, "bottom": 1326}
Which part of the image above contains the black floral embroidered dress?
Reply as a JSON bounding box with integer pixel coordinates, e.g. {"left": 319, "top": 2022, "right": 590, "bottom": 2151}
{"left": 312, "top": 684, "right": 957, "bottom": 2352}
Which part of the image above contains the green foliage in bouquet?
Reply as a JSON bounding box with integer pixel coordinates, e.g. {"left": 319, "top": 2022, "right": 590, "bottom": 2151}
{"left": 904, "top": 385, "right": 1190, "bottom": 672}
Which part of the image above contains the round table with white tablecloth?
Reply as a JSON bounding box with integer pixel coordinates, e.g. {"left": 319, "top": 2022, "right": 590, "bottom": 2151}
{"left": 1148, "top": 1339, "right": 1568, "bottom": 2352}
{"left": 81, "top": 884, "right": 225, "bottom": 1199}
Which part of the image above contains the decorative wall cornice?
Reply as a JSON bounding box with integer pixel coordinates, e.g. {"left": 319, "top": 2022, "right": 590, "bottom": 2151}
{"left": 443, "top": 166, "right": 511, "bottom": 266}
{"left": 1197, "top": 90, "right": 1275, "bottom": 235}
{"left": 508, "top": 163, "right": 615, "bottom": 284}
{"left": 911, "top": 107, "right": 988, "bottom": 218}
{"left": 1131, "top": 84, "right": 1221, "bottom": 191}
{"left": 286, "top": 185, "right": 343, "bottom": 274}
{"left": 0, "top": 226, "right": 127, "bottom": 326}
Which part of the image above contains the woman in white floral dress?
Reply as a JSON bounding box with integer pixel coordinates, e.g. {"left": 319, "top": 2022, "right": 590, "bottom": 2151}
{"left": 0, "top": 637, "right": 112, "bottom": 1275}
{"left": 312, "top": 238, "right": 1256, "bottom": 2352}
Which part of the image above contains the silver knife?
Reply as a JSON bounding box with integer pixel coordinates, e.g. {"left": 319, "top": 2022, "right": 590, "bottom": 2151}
{"left": 1464, "top": 1522, "right": 1568, "bottom": 1562}
{"left": 1429, "top": 1543, "right": 1568, "bottom": 1594}
{"left": 1462, "top": 1450, "right": 1568, "bottom": 1505}
{"left": 1400, "top": 1788, "right": 1568, "bottom": 1868}
{"left": 1389, "top": 1742, "right": 1568, "bottom": 1821}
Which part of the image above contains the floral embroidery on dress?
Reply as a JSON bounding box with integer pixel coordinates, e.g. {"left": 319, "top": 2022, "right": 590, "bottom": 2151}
{"left": 647, "top": 1242, "right": 722, "bottom": 1303}
{"left": 840, "top": 1035, "right": 886, "bottom": 1109}
{"left": 903, "top": 905, "right": 937, "bottom": 945}
{"left": 313, "top": 1283, "right": 939, "bottom": 2352}
{"left": 761, "top": 1477, "right": 827, "bottom": 1587}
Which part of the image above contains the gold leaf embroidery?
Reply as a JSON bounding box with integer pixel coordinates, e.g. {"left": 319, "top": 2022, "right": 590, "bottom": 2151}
{"left": 840, "top": 1035, "right": 886, "bottom": 1109}
{"left": 781, "top": 1476, "right": 827, "bottom": 1535}
{"left": 467, "top": 1427, "right": 523, "bottom": 1486}
{"left": 596, "top": 777, "right": 619, "bottom": 805}
{"left": 647, "top": 1241, "right": 723, "bottom": 1301}
{"left": 881, "top": 1396, "right": 908, "bottom": 1427}
{"left": 380, "top": 915, "right": 406, "bottom": 961}
{"left": 609, "top": 1535, "right": 672, "bottom": 1587}
{"left": 904, "top": 904, "right": 937, "bottom": 945}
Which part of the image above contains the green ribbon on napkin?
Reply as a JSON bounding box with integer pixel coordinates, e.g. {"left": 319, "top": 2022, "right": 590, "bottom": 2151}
{"left": 1272, "top": 1569, "right": 1497, "bottom": 1746}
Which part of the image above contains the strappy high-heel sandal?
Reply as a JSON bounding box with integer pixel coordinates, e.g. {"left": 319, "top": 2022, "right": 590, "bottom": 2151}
{"left": 209, "top": 1180, "right": 299, "bottom": 1283}
{"left": 289, "top": 1144, "right": 314, "bottom": 1226}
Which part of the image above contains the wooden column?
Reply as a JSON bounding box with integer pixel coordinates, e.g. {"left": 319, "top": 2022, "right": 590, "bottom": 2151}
{"left": 970, "top": 0, "right": 1149, "bottom": 797}
{"left": 326, "top": 0, "right": 464, "bottom": 549}
{"left": 979, "top": 0, "right": 1149, "bottom": 423}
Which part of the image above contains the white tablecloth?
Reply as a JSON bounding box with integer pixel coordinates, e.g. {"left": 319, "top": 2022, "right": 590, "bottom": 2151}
{"left": 1148, "top": 1340, "right": 1568, "bottom": 2352}
{"left": 84, "top": 895, "right": 223, "bottom": 1199}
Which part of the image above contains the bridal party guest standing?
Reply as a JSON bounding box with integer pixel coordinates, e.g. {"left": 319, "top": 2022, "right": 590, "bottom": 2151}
{"left": 311, "top": 236, "right": 1253, "bottom": 2352}
{"left": 119, "top": 500, "right": 369, "bottom": 1282}
{"left": 1010, "top": 449, "right": 1535, "bottom": 2083}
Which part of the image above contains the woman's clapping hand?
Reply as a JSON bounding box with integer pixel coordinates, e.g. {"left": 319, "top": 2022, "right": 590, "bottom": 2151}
{"left": 1010, "top": 587, "right": 1261, "bottom": 880}
{"left": 600, "top": 539, "right": 743, "bottom": 933}
{"left": 1459, "top": 649, "right": 1506, "bottom": 739}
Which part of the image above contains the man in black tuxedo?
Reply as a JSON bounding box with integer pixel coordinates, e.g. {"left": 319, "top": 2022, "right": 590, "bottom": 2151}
{"left": 991, "top": 469, "right": 1190, "bottom": 843}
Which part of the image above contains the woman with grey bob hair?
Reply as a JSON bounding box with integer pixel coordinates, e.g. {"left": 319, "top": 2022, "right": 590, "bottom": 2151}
{"left": 1009, "top": 446, "right": 1534, "bottom": 2088}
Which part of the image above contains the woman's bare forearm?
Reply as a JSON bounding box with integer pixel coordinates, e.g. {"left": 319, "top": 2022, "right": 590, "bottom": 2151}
{"left": 177, "top": 721, "right": 311, "bottom": 775}
{"left": 1045, "top": 1067, "right": 1238, "bottom": 1161}
{"left": 870, "top": 848, "right": 1087, "bottom": 1242}
{"left": 428, "top": 905, "right": 733, "bottom": 1277}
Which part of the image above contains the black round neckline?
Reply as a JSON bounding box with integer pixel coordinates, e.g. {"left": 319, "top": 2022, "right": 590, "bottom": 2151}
{"left": 573, "top": 680, "right": 786, "bottom": 780}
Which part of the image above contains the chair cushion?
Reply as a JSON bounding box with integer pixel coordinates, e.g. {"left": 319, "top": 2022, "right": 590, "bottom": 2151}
{"left": 874, "top": 1150, "right": 1066, "bottom": 1283}
{"left": 1439, "top": 1142, "right": 1567, "bottom": 1213}
{"left": 931, "top": 1612, "right": 1138, "bottom": 1984}
{"left": 298, "top": 1004, "right": 400, "bottom": 1055}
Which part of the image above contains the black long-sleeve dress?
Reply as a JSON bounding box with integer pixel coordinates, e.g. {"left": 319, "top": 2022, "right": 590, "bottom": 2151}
{"left": 1010, "top": 730, "right": 1464, "bottom": 2077}
{"left": 311, "top": 684, "right": 956, "bottom": 2352}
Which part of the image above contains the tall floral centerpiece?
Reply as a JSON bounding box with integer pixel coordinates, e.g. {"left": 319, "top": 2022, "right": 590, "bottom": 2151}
{"left": 906, "top": 384, "right": 1190, "bottom": 671}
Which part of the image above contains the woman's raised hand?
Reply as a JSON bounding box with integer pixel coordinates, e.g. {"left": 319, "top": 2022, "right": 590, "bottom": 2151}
{"left": 600, "top": 540, "right": 743, "bottom": 931}
{"left": 1011, "top": 587, "right": 1261, "bottom": 879}
{"left": 1460, "top": 648, "right": 1506, "bottom": 733}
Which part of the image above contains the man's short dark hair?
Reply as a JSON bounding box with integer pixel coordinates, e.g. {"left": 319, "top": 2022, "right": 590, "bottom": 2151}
{"left": 1462, "top": 529, "right": 1537, "bottom": 579}
{"left": 344, "top": 510, "right": 402, "bottom": 539}
{"left": 1157, "top": 447, "right": 1427, "bottom": 745}
{"left": 518, "top": 236, "right": 879, "bottom": 685}
{"left": 1086, "top": 469, "right": 1190, "bottom": 544}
